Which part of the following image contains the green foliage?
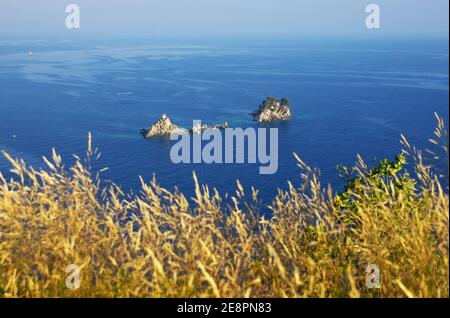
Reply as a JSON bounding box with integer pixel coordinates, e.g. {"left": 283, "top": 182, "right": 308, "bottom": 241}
{"left": 280, "top": 97, "right": 291, "bottom": 107}
{"left": 259, "top": 96, "right": 291, "bottom": 110}
{"left": 335, "top": 154, "right": 417, "bottom": 225}
{"left": 258, "top": 96, "right": 291, "bottom": 112}
{"left": 259, "top": 96, "right": 280, "bottom": 111}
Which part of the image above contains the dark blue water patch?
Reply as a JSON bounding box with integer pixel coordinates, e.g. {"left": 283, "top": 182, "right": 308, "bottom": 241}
{"left": 0, "top": 38, "right": 448, "bottom": 205}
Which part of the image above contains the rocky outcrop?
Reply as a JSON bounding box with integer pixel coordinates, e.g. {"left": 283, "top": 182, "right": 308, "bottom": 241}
{"left": 189, "top": 122, "right": 229, "bottom": 134}
{"left": 140, "top": 114, "right": 229, "bottom": 138}
{"left": 252, "top": 97, "right": 292, "bottom": 123}
{"left": 139, "top": 114, "right": 184, "bottom": 138}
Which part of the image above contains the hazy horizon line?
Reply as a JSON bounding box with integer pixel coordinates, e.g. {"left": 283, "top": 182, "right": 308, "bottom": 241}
{"left": 1, "top": 31, "right": 448, "bottom": 42}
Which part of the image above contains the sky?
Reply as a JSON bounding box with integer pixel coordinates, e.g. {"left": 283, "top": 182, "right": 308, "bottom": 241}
{"left": 0, "top": 0, "right": 448, "bottom": 38}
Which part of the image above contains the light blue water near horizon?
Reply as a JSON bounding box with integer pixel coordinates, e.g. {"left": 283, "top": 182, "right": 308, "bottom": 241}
{"left": 0, "top": 38, "right": 448, "bottom": 204}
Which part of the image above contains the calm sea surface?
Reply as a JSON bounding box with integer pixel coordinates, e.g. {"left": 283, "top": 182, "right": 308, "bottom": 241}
{"left": 0, "top": 38, "right": 448, "bottom": 203}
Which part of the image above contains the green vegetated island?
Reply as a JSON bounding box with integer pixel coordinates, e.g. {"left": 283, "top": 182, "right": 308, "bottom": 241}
{"left": 140, "top": 97, "right": 292, "bottom": 138}
{"left": 251, "top": 96, "right": 292, "bottom": 123}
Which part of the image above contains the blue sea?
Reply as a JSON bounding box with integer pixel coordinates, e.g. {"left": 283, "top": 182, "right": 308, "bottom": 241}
{"left": 0, "top": 38, "right": 448, "bottom": 203}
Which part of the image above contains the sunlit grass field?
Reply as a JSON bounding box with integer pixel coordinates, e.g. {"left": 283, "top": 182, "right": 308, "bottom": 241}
{"left": 0, "top": 115, "right": 448, "bottom": 298}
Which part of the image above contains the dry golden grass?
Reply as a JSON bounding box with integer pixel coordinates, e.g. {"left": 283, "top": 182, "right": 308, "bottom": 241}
{"left": 0, "top": 115, "right": 448, "bottom": 298}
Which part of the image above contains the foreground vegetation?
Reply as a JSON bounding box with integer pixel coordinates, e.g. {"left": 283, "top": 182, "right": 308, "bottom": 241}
{"left": 0, "top": 115, "right": 448, "bottom": 298}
